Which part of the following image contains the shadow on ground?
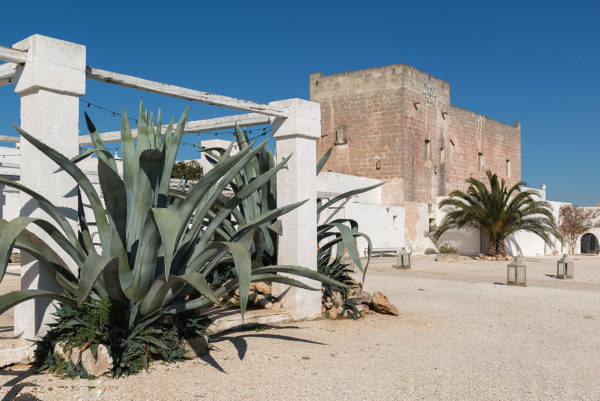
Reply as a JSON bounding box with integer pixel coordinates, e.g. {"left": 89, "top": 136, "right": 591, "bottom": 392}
{"left": 0, "top": 367, "right": 41, "bottom": 401}
{"left": 205, "top": 325, "right": 328, "bottom": 372}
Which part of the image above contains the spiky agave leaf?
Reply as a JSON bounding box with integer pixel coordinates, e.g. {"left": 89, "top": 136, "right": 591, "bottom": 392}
{"left": 316, "top": 146, "right": 379, "bottom": 282}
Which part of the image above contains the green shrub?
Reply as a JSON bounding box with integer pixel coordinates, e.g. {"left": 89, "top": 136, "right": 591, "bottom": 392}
{"left": 172, "top": 160, "right": 203, "bottom": 180}
{"left": 34, "top": 297, "right": 209, "bottom": 377}
{"left": 317, "top": 255, "right": 363, "bottom": 318}
{"left": 438, "top": 242, "right": 458, "bottom": 254}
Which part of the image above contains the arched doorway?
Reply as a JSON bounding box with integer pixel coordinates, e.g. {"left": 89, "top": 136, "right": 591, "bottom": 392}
{"left": 581, "top": 233, "right": 599, "bottom": 254}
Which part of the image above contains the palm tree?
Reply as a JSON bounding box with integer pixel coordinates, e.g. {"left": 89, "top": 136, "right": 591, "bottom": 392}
{"left": 434, "top": 170, "right": 560, "bottom": 256}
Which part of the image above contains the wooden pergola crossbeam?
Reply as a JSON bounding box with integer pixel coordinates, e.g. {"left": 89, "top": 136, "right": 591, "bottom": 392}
{"left": 0, "top": 114, "right": 272, "bottom": 146}
{"left": 2, "top": 113, "right": 270, "bottom": 145}
{"left": 0, "top": 46, "right": 27, "bottom": 64}
{"left": 0, "top": 46, "right": 288, "bottom": 119}
{"left": 79, "top": 112, "right": 272, "bottom": 145}
{"left": 85, "top": 67, "right": 287, "bottom": 118}
{"left": 0, "top": 63, "right": 16, "bottom": 87}
{"left": 0, "top": 63, "right": 17, "bottom": 78}
{"left": 0, "top": 134, "right": 19, "bottom": 143}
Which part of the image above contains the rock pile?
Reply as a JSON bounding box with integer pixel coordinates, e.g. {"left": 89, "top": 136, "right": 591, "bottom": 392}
{"left": 55, "top": 343, "right": 113, "bottom": 377}
{"left": 225, "top": 280, "right": 399, "bottom": 319}
{"left": 322, "top": 281, "right": 399, "bottom": 319}
{"left": 228, "top": 281, "right": 278, "bottom": 310}
{"left": 9, "top": 253, "right": 20, "bottom": 263}
{"left": 55, "top": 334, "right": 211, "bottom": 376}
{"left": 479, "top": 254, "right": 511, "bottom": 261}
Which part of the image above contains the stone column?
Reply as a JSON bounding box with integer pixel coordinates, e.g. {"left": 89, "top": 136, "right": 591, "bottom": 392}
{"left": 269, "top": 98, "right": 322, "bottom": 320}
{"left": 12, "top": 35, "right": 85, "bottom": 341}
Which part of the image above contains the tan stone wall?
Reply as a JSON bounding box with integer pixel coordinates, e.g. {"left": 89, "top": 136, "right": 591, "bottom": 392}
{"left": 311, "top": 66, "right": 405, "bottom": 183}
{"left": 445, "top": 106, "right": 521, "bottom": 194}
{"left": 404, "top": 201, "right": 421, "bottom": 243}
{"left": 381, "top": 178, "right": 404, "bottom": 206}
{"left": 311, "top": 63, "right": 521, "bottom": 205}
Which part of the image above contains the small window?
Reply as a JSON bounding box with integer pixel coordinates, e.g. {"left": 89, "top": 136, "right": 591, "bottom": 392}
{"left": 478, "top": 152, "right": 483, "bottom": 171}
{"left": 335, "top": 126, "right": 347, "bottom": 145}
{"left": 428, "top": 218, "right": 436, "bottom": 233}
{"left": 393, "top": 215, "right": 399, "bottom": 229}
{"left": 506, "top": 159, "right": 511, "bottom": 177}
{"left": 440, "top": 146, "right": 445, "bottom": 163}
{"left": 424, "top": 140, "right": 431, "bottom": 162}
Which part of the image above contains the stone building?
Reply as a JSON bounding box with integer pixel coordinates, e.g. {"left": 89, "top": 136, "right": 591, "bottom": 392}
{"left": 311, "top": 63, "right": 523, "bottom": 253}
{"left": 311, "top": 63, "right": 521, "bottom": 207}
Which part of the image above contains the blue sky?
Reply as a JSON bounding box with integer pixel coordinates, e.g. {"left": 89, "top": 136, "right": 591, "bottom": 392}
{"left": 0, "top": 0, "right": 598, "bottom": 205}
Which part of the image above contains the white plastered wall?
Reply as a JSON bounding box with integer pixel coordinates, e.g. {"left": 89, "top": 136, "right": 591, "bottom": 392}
{"left": 317, "top": 172, "right": 405, "bottom": 255}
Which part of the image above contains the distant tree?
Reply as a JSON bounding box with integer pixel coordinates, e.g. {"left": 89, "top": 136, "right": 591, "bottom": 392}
{"left": 558, "top": 205, "right": 600, "bottom": 254}
{"left": 171, "top": 160, "right": 203, "bottom": 180}
{"left": 434, "top": 170, "right": 560, "bottom": 257}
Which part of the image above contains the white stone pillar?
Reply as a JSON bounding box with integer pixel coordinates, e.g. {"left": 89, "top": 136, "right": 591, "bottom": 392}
{"left": 12, "top": 35, "right": 85, "bottom": 341}
{"left": 269, "top": 98, "right": 321, "bottom": 320}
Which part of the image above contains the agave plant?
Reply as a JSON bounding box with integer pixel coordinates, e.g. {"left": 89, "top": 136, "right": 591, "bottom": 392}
{"left": 0, "top": 103, "right": 340, "bottom": 332}
{"left": 200, "top": 126, "right": 279, "bottom": 269}
{"left": 198, "top": 136, "right": 380, "bottom": 318}
{"left": 316, "top": 147, "right": 381, "bottom": 282}
{"left": 316, "top": 147, "right": 382, "bottom": 317}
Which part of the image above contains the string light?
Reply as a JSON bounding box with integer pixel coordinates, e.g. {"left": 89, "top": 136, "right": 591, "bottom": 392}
{"left": 80, "top": 98, "right": 273, "bottom": 152}
{"left": 79, "top": 98, "right": 138, "bottom": 124}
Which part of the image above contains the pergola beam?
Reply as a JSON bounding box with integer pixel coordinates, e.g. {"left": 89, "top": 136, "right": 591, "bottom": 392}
{"left": 0, "top": 46, "right": 27, "bottom": 64}
{"left": 0, "top": 135, "right": 19, "bottom": 143}
{"left": 85, "top": 67, "right": 288, "bottom": 118}
{"left": 0, "top": 63, "right": 16, "bottom": 87}
{"left": 0, "top": 63, "right": 16, "bottom": 79}
{"left": 0, "top": 45, "right": 287, "bottom": 119}
{"left": 78, "top": 113, "right": 272, "bottom": 146}
{"left": 2, "top": 113, "right": 272, "bottom": 146}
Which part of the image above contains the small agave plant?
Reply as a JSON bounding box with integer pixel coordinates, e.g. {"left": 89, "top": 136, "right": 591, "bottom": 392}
{"left": 316, "top": 147, "right": 382, "bottom": 318}
{"left": 316, "top": 147, "right": 381, "bottom": 282}
{"left": 0, "top": 103, "right": 340, "bottom": 340}
{"left": 204, "top": 136, "right": 381, "bottom": 318}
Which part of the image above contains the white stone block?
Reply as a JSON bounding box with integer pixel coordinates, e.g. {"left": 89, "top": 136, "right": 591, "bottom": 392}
{"left": 13, "top": 35, "right": 85, "bottom": 96}
{"left": 270, "top": 99, "right": 320, "bottom": 139}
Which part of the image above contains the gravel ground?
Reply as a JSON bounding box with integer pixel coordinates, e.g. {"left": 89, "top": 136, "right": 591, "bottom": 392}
{"left": 1, "top": 255, "right": 599, "bottom": 401}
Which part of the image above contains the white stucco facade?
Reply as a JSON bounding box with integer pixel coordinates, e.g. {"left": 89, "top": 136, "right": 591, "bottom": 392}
{"left": 317, "top": 172, "right": 406, "bottom": 254}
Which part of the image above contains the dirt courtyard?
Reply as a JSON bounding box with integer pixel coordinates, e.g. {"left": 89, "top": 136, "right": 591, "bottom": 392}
{"left": 0, "top": 255, "right": 599, "bottom": 400}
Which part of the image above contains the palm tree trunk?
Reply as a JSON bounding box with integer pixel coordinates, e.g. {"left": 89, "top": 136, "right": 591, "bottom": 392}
{"left": 486, "top": 238, "right": 506, "bottom": 257}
